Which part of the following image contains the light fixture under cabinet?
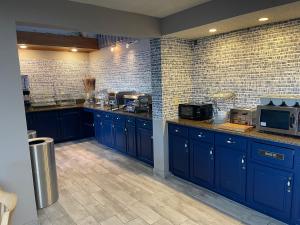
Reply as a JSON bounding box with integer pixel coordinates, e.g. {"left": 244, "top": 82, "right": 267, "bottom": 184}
{"left": 258, "top": 17, "right": 269, "bottom": 22}
{"left": 19, "top": 44, "right": 28, "bottom": 49}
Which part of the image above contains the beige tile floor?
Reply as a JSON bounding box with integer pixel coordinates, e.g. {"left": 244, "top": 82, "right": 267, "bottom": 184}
{"left": 38, "top": 139, "right": 286, "bottom": 225}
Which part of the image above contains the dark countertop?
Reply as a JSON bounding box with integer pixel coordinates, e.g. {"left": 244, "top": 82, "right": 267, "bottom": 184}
{"left": 83, "top": 104, "right": 153, "bottom": 120}
{"left": 26, "top": 104, "right": 152, "bottom": 120}
{"left": 25, "top": 104, "right": 83, "bottom": 112}
{"left": 168, "top": 118, "right": 300, "bottom": 147}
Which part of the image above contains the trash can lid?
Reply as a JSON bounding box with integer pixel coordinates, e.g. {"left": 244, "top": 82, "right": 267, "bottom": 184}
{"left": 28, "top": 137, "right": 53, "bottom": 146}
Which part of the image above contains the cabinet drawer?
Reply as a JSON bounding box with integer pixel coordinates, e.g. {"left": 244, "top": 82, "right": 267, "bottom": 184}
{"left": 137, "top": 119, "right": 152, "bottom": 130}
{"left": 126, "top": 117, "right": 136, "bottom": 126}
{"left": 189, "top": 128, "right": 213, "bottom": 143}
{"left": 250, "top": 142, "right": 294, "bottom": 169}
{"left": 215, "top": 133, "right": 247, "bottom": 151}
{"left": 169, "top": 124, "right": 189, "bottom": 138}
{"left": 113, "top": 114, "right": 126, "bottom": 125}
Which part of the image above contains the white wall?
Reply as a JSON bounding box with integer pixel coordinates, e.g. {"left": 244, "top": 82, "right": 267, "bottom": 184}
{"left": 0, "top": 15, "right": 38, "bottom": 225}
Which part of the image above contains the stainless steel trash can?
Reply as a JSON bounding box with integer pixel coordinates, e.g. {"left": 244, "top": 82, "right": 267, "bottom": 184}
{"left": 29, "top": 137, "right": 59, "bottom": 208}
{"left": 27, "top": 130, "right": 37, "bottom": 139}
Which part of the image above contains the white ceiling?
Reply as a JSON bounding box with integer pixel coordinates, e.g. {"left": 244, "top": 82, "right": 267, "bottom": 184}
{"left": 69, "top": 0, "right": 211, "bottom": 18}
{"left": 169, "top": 1, "right": 300, "bottom": 39}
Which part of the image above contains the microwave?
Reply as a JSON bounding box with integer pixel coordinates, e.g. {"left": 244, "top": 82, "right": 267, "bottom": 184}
{"left": 256, "top": 105, "right": 300, "bottom": 136}
{"left": 179, "top": 103, "right": 213, "bottom": 121}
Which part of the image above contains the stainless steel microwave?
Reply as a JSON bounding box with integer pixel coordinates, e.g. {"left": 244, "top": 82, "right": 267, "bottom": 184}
{"left": 257, "top": 105, "right": 300, "bottom": 136}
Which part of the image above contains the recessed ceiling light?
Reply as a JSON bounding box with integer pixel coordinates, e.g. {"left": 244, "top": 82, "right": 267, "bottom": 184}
{"left": 126, "top": 43, "right": 130, "bottom": 49}
{"left": 19, "top": 44, "right": 28, "bottom": 49}
{"left": 71, "top": 48, "right": 78, "bottom": 52}
{"left": 209, "top": 28, "right": 217, "bottom": 33}
{"left": 110, "top": 47, "right": 114, "bottom": 52}
{"left": 259, "top": 17, "right": 269, "bottom": 22}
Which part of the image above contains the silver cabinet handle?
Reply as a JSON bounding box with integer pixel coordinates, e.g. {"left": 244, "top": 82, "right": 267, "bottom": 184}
{"left": 209, "top": 147, "right": 214, "bottom": 160}
{"left": 92, "top": 123, "right": 95, "bottom": 127}
{"left": 143, "top": 123, "right": 147, "bottom": 126}
{"left": 124, "top": 128, "right": 127, "bottom": 132}
{"left": 117, "top": 117, "right": 120, "bottom": 120}
{"left": 287, "top": 177, "right": 292, "bottom": 193}
{"left": 241, "top": 156, "right": 246, "bottom": 170}
{"left": 175, "top": 129, "right": 179, "bottom": 132}
{"left": 96, "top": 114, "right": 101, "bottom": 118}
{"left": 184, "top": 143, "right": 188, "bottom": 148}
{"left": 226, "top": 138, "right": 236, "bottom": 144}
{"left": 198, "top": 133, "right": 204, "bottom": 138}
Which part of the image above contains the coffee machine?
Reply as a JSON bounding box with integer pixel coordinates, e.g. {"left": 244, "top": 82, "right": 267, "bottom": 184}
{"left": 21, "top": 75, "right": 31, "bottom": 107}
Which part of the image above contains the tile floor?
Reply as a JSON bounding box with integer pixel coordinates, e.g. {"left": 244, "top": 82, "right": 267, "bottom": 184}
{"left": 38, "top": 139, "right": 286, "bottom": 225}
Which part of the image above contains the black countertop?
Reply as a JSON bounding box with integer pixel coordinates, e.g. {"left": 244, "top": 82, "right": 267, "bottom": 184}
{"left": 26, "top": 104, "right": 152, "bottom": 120}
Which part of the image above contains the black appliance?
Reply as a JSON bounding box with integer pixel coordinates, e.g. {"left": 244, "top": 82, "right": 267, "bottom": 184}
{"left": 179, "top": 103, "right": 213, "bottom": 121}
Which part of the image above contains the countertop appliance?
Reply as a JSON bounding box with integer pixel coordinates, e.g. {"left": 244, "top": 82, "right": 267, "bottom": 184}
{"left": 126, "top": 94, "right": 152, "bottom": 113}
{"left": 179, "top": 103, "right": 213, "bottom": 121}
{"left": 256, "top": 105, "right": 300, "bottom": 136}
{"left": 21, "top": 75, "right": 31, "bottom": 107}
{"left": 229, "top": 108, "right": 256, "bottom": 126}
{"left": 116, "top": 91, "right": 137, "bottom": 107}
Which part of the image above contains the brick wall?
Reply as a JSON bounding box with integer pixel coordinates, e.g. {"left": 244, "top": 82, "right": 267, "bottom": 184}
{"left": 19, "top": 50, "right": 89, "bottom": 103}
{"left": 192, "top": 19, "right": 300, "bottom": 111}
{"left": 89, "top": 39, "right": 152, "bottom": 94}
{"left": 150, "top": 38, "right": 194, "bottom": 119}
{"left": 18, "top": 39, "right": 152, "bottom": 103}
{"left": 151, "top": 19, "right": 300, "bottom": 119}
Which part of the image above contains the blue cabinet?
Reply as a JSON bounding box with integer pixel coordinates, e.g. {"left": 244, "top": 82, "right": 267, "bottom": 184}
{"left": 101, "top": 119, "right": 114, "bottom": 148}
{"left": 168, "top": 122, "right": 300, "bottom": 224}
{"left": 247, "top": 163, "right": 293, "bottom": 222}
{"left": 137, "top": 127, "right": 153, "bottom": 166}
{"left": 26, "top": 108, "right": 94, "bottom": 143}
{"left": 215, "top": 146, "right": 246, "bottom": 202}
{"left": 169, "top": 134, "right": 189, "bottom": 179}
{"left": 92, "top": 111, "right": 152, "bottom": 165}
{"left": 114, "top": 123, "right": 127, "bottom": 153}
{"left": 126, "top": 117, "right": 137, "bottom": 157}
{"left": 27, "top": 111, "right": 61, "bottom": 142}
{"left": 82, "top": 110, "right": 95, "bottom": 138}
{"left": 94, "top": 112, "right": 102, "bottom": 143}
{"left": 190, "top": 140, "right": 214, "bottom": 188}
{"left": 60, "top": 109, "right": 82, "bottom": 141}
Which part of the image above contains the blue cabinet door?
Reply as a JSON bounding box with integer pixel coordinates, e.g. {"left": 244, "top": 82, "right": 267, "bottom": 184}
{"left": 114, "top": 124, "right": 127, "bottom": 153}
{"left": 169, "top": 134, "right": 189, "bottom": 180}
{"left": 94, "top": 113, "right": 102, "bottom": 143}
{"left": 190, "top": 140, "right": 214, "bottom": 188}
{"left": 215, "top": 146, "right": 246, "bottom": 202}
{"left": 32, "top": 111, "right": 61, "bottom": 142}
{"left": 126, "top": 125, "right": 137, "bottom": 157}
{"left": 247, "top": 163, "right": 293, "bottom": 222}
{"left": 137, "top": 127, "right": 153, "bottom": 166}
{"left": 82, "top": 111, "right": 94, "bottom": 138}
{"left": 101, "top": 120, "right": 114, "bottom": 148}
{"left": 60, "top": 110, "right": 81, "bottom": 141}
